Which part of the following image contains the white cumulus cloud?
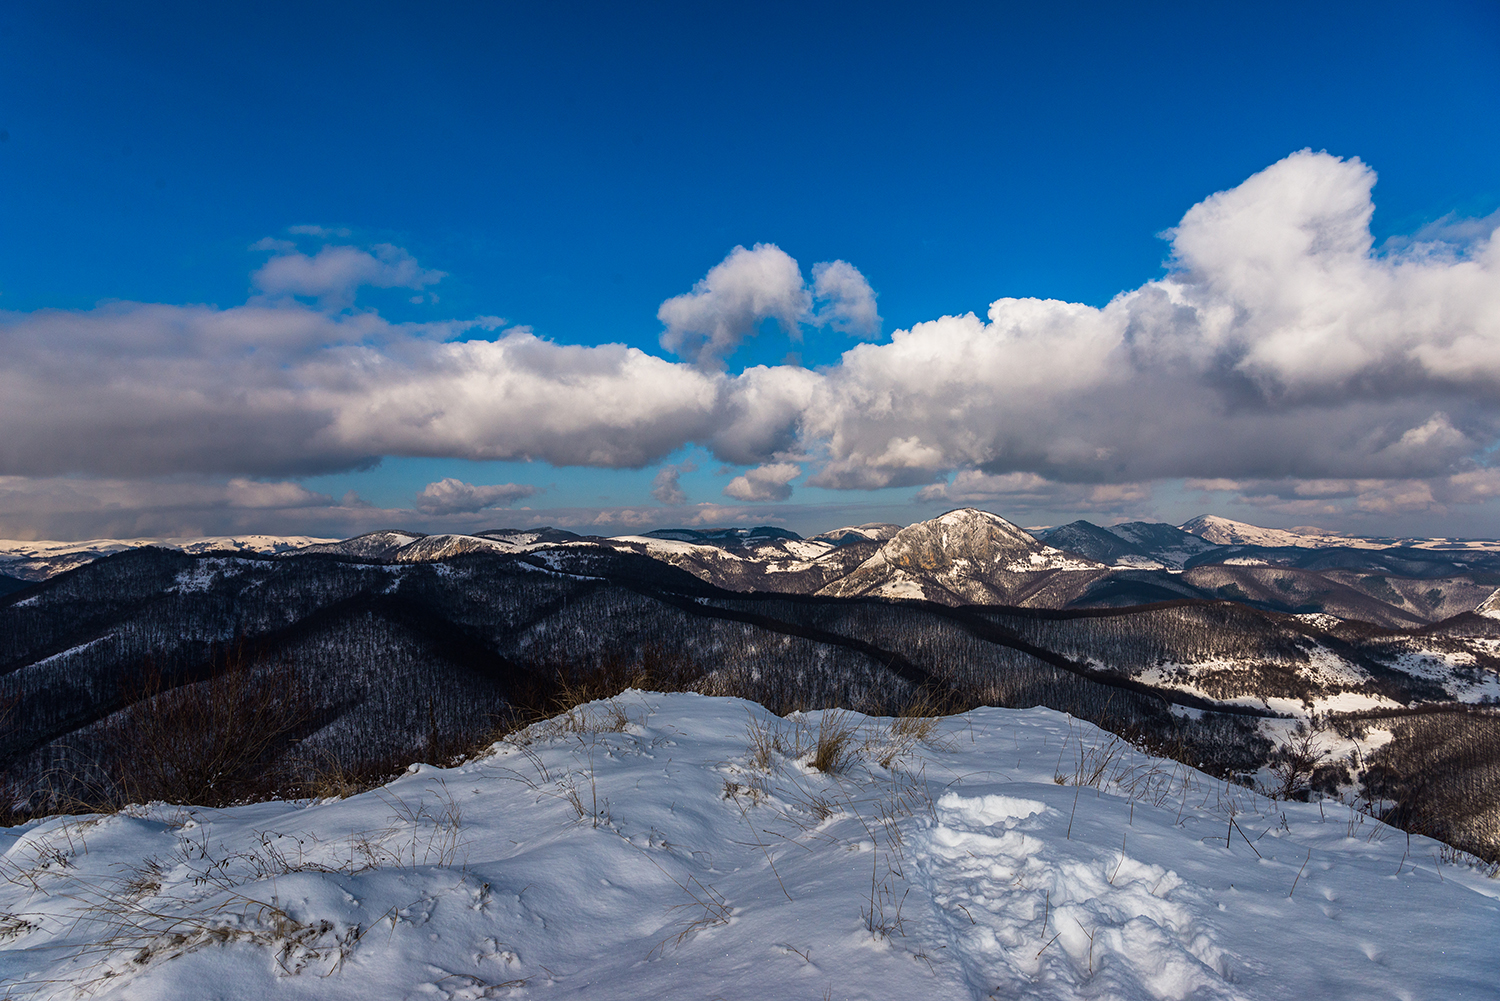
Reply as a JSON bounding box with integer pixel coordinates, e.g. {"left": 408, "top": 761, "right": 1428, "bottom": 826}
{"left": 658, "top": 244, "right": 809, "bottom": 368}
{"left": 801, "top": 151, "right": 1500, "bottom": 497}
{"left": 811, "top": 260, "right": 880, "bottom": 338}
{"left": 252, "top": 239, "right": 445, "bottom": 309}
{"left": 657, "top": 244, "right": 881, "bottom": 367}
{"left": 413, "top": 478, "right": 539, "bottom": 515}
{"left": 723, "top": 462, "right": 802, "bottom": 502}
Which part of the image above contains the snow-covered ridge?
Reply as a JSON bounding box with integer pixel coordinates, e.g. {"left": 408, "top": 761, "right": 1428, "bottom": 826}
{"left": 1180, "top": 514, "right": 1500, "bottom": 553}
{"left": 1180, "top": 515, "right": 1367, "bottom": 549}
{"left": 0, "top": 535, "right": 339, "bottom": 581}
{"left": 0, "top": 535, "right": 338, "bottom": 559}
{"left": 3, "top": 694, "right": 1496, "bottom": 999}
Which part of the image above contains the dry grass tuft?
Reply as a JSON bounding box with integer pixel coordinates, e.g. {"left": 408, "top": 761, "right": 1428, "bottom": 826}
{"left": 744, "top": 712, "right": 808, "bottom": 771}
{"left": 889, "top": 691, "right": 947, "bottom": 742}
{"left": 811, "top": 710, "right": 858, "bottom": 774}
{"left": 74, "top": 888, "right": 364, "bottom": 991}
{"left": 868, "top": 692, "right": 952, "bottom": 768}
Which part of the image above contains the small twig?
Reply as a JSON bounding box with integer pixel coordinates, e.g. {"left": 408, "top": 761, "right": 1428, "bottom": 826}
{"left": 1288, "top": 848, "right": 1312, "bottom": 897}
{"left": 1231, "top": 817, "right": 1261, "bottom": 859}
{"left": 1109, "top": 833, "right": 1127, "bottom": 884}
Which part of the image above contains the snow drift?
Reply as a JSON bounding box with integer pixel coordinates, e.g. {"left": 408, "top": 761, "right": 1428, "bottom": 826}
{"left": 2, "top": 694, "right": 1496, "bottom": 999}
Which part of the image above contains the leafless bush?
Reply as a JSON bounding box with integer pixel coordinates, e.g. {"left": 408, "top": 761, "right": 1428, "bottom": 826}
{"left": 98, "top": 645, "right": 314, "bottom": 809}
{"left": 1266, "top": 718, "right": 1331, "bottom": 801}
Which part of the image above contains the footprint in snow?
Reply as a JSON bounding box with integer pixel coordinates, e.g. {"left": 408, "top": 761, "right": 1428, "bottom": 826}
{"left": 914, "top": 791, "right": 1246, "bottom": 1001}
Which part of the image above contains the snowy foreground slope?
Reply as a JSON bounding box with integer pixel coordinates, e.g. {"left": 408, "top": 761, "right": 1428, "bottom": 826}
{"left": 3, "top": 695, "right": 1497, "bottom": 1000}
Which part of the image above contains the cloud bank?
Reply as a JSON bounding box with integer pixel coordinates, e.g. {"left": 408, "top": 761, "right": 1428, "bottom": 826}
{"left": 3, "top": 151, "right": 1499, "bottom": 537}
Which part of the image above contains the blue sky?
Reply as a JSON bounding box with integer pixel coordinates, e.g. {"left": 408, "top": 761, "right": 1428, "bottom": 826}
{"left": 2, "top": 2, "right": 1499, "bottom": 540}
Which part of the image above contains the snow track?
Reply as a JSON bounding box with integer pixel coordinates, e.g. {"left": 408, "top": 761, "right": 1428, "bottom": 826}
{"left": 919, "top": 791, "right": 1238, "bottom": 1000}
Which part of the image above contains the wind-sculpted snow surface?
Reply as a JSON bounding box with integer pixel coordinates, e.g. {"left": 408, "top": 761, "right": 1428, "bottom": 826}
{"left": 2, "top": 695, "right": 1496, "bottom": 1000}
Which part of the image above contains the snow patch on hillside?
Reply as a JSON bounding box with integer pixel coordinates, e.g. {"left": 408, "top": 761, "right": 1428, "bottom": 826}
{"left": 1136, "top": 656, "right": 1403, "bottom": 716}
{"left": 168, "top": 558, "right": 262, "bottom": 593}
{"left": 1387, "top": 644, "right": 1500, "bottom": 704}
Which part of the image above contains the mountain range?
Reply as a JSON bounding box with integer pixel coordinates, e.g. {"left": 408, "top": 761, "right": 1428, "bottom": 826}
{"left": 5, "top": 508, "right": 1500, "bottom": 861}
{"left": 11, "top": 509, "right": 1495, "bottom": 629}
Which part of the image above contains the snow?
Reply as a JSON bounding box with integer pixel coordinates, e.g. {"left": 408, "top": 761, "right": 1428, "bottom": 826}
{"left": 1109, "top": 556, "right": 1169, "bottom": 571}
{"left": 864, "top": 573, "right": 934, "bottom": 600}
{"left": 1135, "top": 652, "right": 1404, "bottom": 717}
{"left": 391, "top": 535, "right": 520, "bottom": 562}
{"left": 609, "top": 536, "right": 739, "bottom": 561}
{"left": 811, "top": 524, "right": 902, "bottom": 545}
{"left": 0, "top": 538, "right": 140, "bottom": 561}
{"left": 22, "top": 636, "right": 110, "bottom": 669}
{"left": 3, "top": 694, "right": 1497, "bottom": 1000}
{"left": 1002, "top": 548, "right": 1101, "bottom": 572}
{"left": 0, "top": 536, "right": 340, "bottom": 582}
{"left": 1180, "top": 515, "right": 1500, "bottom": 554}
{"left": 1293, "top": 612, "right": 1343, "bottom": 631}
{"left": 168, "top": 557, "right": 261, "bottom": 593}
{"left": 0, "top": 536, "right": 337, "bottom": 561}
{"left": 174, "top": 536, "right": 341, "bottom": 556}
{"left": 774, "top": 539, "right": 837, "bottom": 561}
{"left": 1404, "top": 538, "right": 1500, "bottom": 553}
{"left": 1386, "top": 645, "right": 1500, "bottom": 704}
{"left": 1179, "top": 517, "right": 1382, "bottom": 550}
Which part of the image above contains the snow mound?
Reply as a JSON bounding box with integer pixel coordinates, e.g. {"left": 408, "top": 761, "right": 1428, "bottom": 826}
{"left": 3, "top": 695, "right": 1497, "bottom": 999}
